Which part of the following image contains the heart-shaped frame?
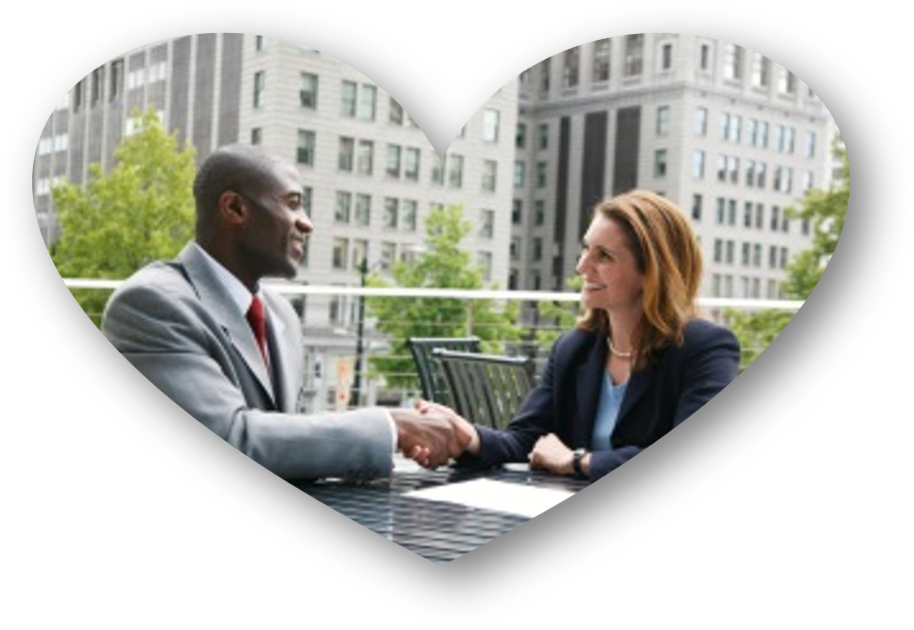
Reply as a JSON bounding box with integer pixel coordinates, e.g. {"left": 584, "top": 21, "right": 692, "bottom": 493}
{"left": 14, "top": 9, "right": 906, "bottom": 616}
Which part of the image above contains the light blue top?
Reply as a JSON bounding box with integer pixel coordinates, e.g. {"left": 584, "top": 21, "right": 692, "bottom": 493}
{"left": 590, "top": 372, "right": 628, "bottom": 451}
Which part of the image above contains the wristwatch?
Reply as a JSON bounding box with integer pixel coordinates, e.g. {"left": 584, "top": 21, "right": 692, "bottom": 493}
{"left": 572, "top": 448, "right": 588, "bottom": 480}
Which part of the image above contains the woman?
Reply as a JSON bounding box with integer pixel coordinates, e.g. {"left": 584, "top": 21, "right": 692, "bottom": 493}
{"left": 421, "top": 190, "right": 740, "bottom": 482}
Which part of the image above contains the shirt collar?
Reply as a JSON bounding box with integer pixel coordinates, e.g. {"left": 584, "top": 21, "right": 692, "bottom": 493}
{"left": 191, "top": 242, "right": 263, "bottom": 316}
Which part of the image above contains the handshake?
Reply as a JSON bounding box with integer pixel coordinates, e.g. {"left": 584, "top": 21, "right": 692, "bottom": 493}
{"left": 390, "top": 400, "right": 481, "bottom": 469}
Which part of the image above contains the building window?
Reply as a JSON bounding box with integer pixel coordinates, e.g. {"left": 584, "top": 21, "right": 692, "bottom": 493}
{"left": 250, "top": 128, "right": 262, "bottom": 145}
{"left": 802, "top": 170, "right": 814, "bottom": 193}
{"left": 480, "top": 209, "right": 495, "bottom": 238}
{"left": 785, "top": 127, "right": 796, "bottom": 154}
{"left": 745, "top": 159, "right": 755, "bottom": 186}
{"left": 253, "top": 71, "right": 265, "bottom": 108}
{"left": 539, "top": 57, "right": 551, "bottom": 95}
{"left": 593, "top": 38, "right": 611, "bottom": 82}
{"left": 780, "top": 247, "right": 789, "bottom": 269}
{"left": 659, "top": 42, "right": 673, "bottom": 70}
{"left": 802, "top": 218, "right": 810, "bottom": 235}
{"left": 743, "top": 202, "right": 753, "bottom": 228}
{"left": 510, "top": 237, "right": 521, "bottom": 261}
{"left": 516, "top": 123, "right": 527, "bottom": 149}
{"left": 255, "top": 35, "right": 265, "bottom": 51}
{"left": 351, "top": 239, "right": 368, "bottom": 271}
{"left": 719, "top": 113, "right": 730, "bottom": 140}
{"left": 728, "top": 156, "right": 740, "bottom": 184}
{"left": 357, "top": 140, "right": 373, "bottom": 175}
{"left": 358, "top": 84, "right": 377, "bottom": 120}
{"left": 716, "top": 197, "right": 725, "bottom": 224}
{"left": 804, "top": 131, "right": 816, "bottom": 158}
{"left": 713, "top": 239, "right": 723, "bottom": 263}
{"left": 716, "top": 155, "right": 727, "bottom": 182}
{"left": 722, "top": 43, "right": 743, "bottom": 80}
{"left": 712, "top": 274, "right": 722, "bottom": 297}
{"left": 447, "top": 154, "right": 463, "bottom": 188}
{"left": 782, "top": 214, "right": 790, "bottom": 233}
{"left": 746, "top": 118, "right": 757, "bottom": 146}
{"left": 332, "top": 238, "right": 349, "bottom": 270}
{"left": 770, "top": 206, "right": 780, "bottom": 231}
{"left": 389, "top": 97, "right": 403, "bottom": 124}
{"left": 355, "top": 194, "right": 371, "bottom": 226}
{"left": 512, "top": 199, "right": 523, "bottom": 224}
{"left": 90, "top": 67, "right": 103, "bottom": 106}
{"left": 750, "top": 54, "right": 770, "bottom": 88}
{"left": 334, "top": 192, "right": 352, "bottom": 223}
{"left": 778, "top": 69, "right": 797, "bottom": 95}
{"left": 654, "top": 150, "right": 668, "bottom": 178}
{"left": 405, "top": 148, "right": 420, "bottom": 181}
{"left": 431, "top": 155, "right": 445, "bottom": 184}
{"left": 534, "top": 200, "right": 545, "bottom": 226}
{"left": 783, "top": 167, "right": 793, "bottom": 194}
{"left": 536, "top": 162, "right": 547, "bottom": 188}
{"left": 729, "top": 115, "right": 741, "bottom": 143}
{"left": 726, "top": 241, "right": 735, "bottom": 265}
{"left": 383, "top": 197, "right": 398, "bottom": 229}
{"left": 692, "top": 194, "right": 703, "bottom": 221}
{"left": 759, "top": 121, "right": 769, "bottom": 148}
{"left": 402, "top": 200, "right": 418, "bottom": 232}
{"left": 769, "top": 245, "right": 778, "bottom": 269}
{"left": 478, "top": 251, "right": 493, "bottom": 282}
{"left": 338, "top": 137, "right": 354, "bottom": 172}
{"left": 699, "top": 43, "right": 711, "bottom": 71}
{"left": 386, "top": 144, "right": 401, "bottom": 178}
{"left": 728, "top": 199, "right": 737, "bottom": 225}
{"left": 532, "top": 237, "right": 543, "bottom": 262}
{"left": 108, "top": 59, "right": 123, "bottom": 102}
{"left": 755, "top": 204, "right": 764, "bottom": 229}
{"left": 624, "top": 34, "right": 644, "bottom": 76}
{"left": 741, "top": 242, "right": 751, "bottom": 266}
{"left": 300, "top": 73, "right": 318, "bottom": 108}
{"left": 694, "top": 107, "right": 707, "bottom": 135}
{"left": 380, "top": 242, "right": 396, "bottom": 273}
{"left": 483, "top": 109, "right": 500, "bottom": 142}
{"left": 767, "top": 278, "right": 778, "bottom": 299}
{"left": 656, "top": 105, "right": 670, "bottom": 135}
{"left": 340, "top": 81, "right": 356, "bottom": 117}
{"left": 562, "top": 46, "right": 580, "bottom": 87}
{"left": 773, "top": 166, "right": 783, "bottom": 192}
{"left": 482, "top": 160, "right": 497, "bottom": 192}
{"left": 538, "top": 123, "right": 548, "bottom": 150}
{"left": 296, "top": 130, "right": 315, "bottom": 166}
{"left": 756, "top": 162, "right": 767, "bottom": 188}
{"left": 514, "top": 161, "right": 526, "bottom": 187}
{"left": 692, "top": 151, "right": 705, "bottom": 179}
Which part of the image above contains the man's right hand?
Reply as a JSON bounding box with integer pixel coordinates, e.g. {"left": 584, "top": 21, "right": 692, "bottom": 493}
{"left": 390, "top": 408, "right": 469, "bottom": 469}
{"left": 414, "top": 399, "right": 480, "bottom": 457}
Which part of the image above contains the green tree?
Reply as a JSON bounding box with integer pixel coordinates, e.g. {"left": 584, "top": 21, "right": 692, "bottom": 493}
{"left": 728, "top": 142, "right": 849, "bottom": 370}
{"left": 534, "top": 275, "right": 583, "bottom": 347}
{"left": 50, "top": 108, "right": 196, "bottom": 326}
{"left": 366, "top": 204, "right": 522, "bottom": 389}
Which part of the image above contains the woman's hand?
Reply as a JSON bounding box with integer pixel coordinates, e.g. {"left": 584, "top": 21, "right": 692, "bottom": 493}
{"left": 414, "top": 399, "right": 481, "bottom": 456}
{"left": 529, "top": 433, "right": 580, "bottom": 476}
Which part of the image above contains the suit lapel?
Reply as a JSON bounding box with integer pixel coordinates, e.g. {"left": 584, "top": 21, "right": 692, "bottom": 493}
{"left": 178, "top": 244, "right": 277, "bottom": 404}
{"left": 616, "top": 355, "right": 658, "bottom": 429}
{"left": 574, "top": 336, "right": 607, "bottom": 448}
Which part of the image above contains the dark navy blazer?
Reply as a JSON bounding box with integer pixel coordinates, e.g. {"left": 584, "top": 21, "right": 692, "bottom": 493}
{"left": 458, "top": 318, "right": 740, "bottom": 481}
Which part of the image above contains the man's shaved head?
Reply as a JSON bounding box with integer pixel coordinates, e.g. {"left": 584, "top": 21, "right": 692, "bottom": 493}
{"left": 193, "top": 144, "right": 282, "bottom": 237}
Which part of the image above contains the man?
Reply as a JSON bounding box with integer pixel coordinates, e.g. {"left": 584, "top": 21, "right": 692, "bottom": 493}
{"left": 102, "top": 144, "right": 463, "bottom": 479}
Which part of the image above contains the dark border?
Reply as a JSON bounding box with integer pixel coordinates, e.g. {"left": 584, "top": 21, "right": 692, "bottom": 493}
{"left": 8, "top": 9, "right": 906, "bottom": 617}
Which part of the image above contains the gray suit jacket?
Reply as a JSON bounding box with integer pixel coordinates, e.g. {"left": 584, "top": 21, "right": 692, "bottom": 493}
{"left": 102, "top": 243, "right": 394, "bottom": 480}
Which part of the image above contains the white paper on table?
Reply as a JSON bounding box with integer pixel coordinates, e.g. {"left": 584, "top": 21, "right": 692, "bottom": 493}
{"left": 402, "top": 478, "right": 575, "bottom": 519}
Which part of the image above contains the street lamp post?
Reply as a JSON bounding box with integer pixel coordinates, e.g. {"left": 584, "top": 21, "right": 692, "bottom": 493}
{"left": 351, "top": 258, "right": 368, "bottom": 408}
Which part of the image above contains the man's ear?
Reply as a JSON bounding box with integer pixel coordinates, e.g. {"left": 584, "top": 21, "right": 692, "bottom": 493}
{"left": 218, "top": 191, "right": 248, "bottom": 226}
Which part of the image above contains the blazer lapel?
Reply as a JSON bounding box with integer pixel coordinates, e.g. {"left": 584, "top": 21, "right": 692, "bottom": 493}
{"left": 574, "top": 336, "right": 607, "bottom": 448}
{"left": 616, "top": 356, "right": 658, "bottom": 429}
{"left": 178, "top": 244, "right": 277, "bottom": 404}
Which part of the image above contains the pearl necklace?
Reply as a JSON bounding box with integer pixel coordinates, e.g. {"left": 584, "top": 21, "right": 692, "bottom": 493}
{"left": 608, "top": 338, "right": 633, "bottom": 360}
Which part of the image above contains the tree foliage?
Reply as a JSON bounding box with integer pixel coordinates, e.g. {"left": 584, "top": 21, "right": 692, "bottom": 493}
{"left": 49, "top": 109, "right": 196, "bottom": 326}
{"left": 366, "top": 204, "right": 522, "bottom": 389}
{"left": 728, "top": 142, "right": 849, "bottom": 371}
{"left": 534, "top": 275, "right": 583, "bottom": 347}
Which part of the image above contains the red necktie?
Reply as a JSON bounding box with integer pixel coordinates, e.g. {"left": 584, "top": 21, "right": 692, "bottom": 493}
{"left": 246, "top": 295, "right": 269, "bottom": 367}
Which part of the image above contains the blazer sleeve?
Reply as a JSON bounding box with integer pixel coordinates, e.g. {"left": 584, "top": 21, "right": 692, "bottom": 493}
{"left": 587, "top": 323, "right": 740, "bottom": 481}
{"left": 455, "top": 337, "right": 562, "bottom": 469}
{"left": 102, "top": 280, "right": 394, "bottom": 481}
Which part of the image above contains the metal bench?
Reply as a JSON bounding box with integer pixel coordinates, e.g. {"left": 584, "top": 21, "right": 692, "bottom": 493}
{"left": 431, "top": 348, "right": 535, "bottom": 429}
{"left": 406, "top": 337, "right": 481, "bottom": 405}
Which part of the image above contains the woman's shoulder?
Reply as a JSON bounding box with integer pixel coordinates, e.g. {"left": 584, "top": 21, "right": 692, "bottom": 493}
{"left": 682, "top": 317, "right": 740, "bottom": 351}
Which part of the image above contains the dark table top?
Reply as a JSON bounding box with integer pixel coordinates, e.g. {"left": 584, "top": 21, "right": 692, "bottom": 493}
{"left": 295, "top": 461, "right": 590, "bottom": 564}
